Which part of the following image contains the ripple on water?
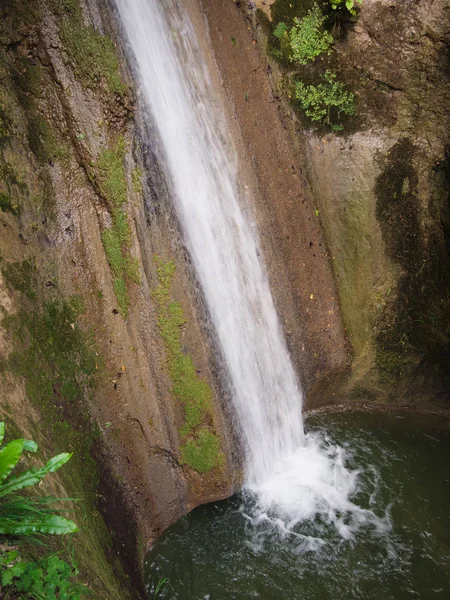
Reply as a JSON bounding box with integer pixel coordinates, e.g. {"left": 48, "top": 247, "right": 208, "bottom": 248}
{"left": 145, "top": 411, "right": 450, "bottom": 600}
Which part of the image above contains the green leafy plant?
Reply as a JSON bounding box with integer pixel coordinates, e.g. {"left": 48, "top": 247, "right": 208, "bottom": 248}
{"left": 330, "top": 0, "right": 363, "bottom": 16}
{"left": 273, "top": 22, "right": 288, "bottom": 39}
{"left": 0, "top": 422, "right": 76, "bottom": 536}
{"left": 0, "top": 550, "right": 89, "bottom": 599}
{"left": 294, "top": 69, "right": 355, "bottom": 126}
{"left": 289, "top": 4, "right": 333, "bottom": 65}
{"left": 153, "top": 576, "right": 169, "bottom": 599}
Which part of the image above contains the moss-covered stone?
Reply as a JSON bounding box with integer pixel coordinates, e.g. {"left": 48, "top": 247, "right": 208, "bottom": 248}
{"left": 271, "top": 0, "right": 318, "bottom": 25}
{"left": 50, "top": 0, "right": 126, "bottom": 96}
{"left": 152, "top": 257, "right": 223, "bottom": 473}
{"left": 8, "top": 51, "right": 69, "bottom": 170}
{"left": 0, "top": 103, "right": 12, "bottom": 147}
{"left": 0, "top": 260, "right": 133, "bottom": 599}
{"left": 180, "top": 428, "right": 224, "bottom": 474}
{"left": 0, "top": 192, "right": 19, "bottom": 216}
{"left": 131, "top": 166, "right": 143, "bottom": 195}
{"left": 375, "top": 140, "right": 450, "bottom": 383}
{"left": 97, "top": 137, "right": 140, "bottom": 317}
{"left": 2, "top": 259, "right": 36, "bottom": 298}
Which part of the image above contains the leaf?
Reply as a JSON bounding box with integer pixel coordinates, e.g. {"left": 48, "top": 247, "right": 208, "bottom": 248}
{"left": 273, "top": 22, "right": 287, "bottom": 39}
{"left": 0, "top": 453, "right": 72, "bottom": 497}
{"left": 0, "top": 514, "right": 78, "bottom": 535}
{"left": 11, "top": 562, "right": 27, "bottom": 577}
{"left": 0, "top": 422, "right": 4, "bottom": 446}
{"left": 0, "top": 439, "right": 24, "bottom": 483}
{"left": 23, "top": 440, "right": 38, "bottom": 453}
{"left": 2, "top": 569, "right": 13, "bottom": 586}
{"left": 0, "top": 468, "right": 43, "bottom": 497}
{"left": 31, "top": 567, "right": 44, "bottom": 582}
{"left": 16, "top": 572, "right": 32, "bottom": 591}
{"left": 45, "top": 452, "right": 72, "bottom": 473}
{"left": 4, "top": 550, "right": 18, "bottom": 563}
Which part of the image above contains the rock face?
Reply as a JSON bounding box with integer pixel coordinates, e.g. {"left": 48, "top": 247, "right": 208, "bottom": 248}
{"left": 0, "top": 0, "right": 239, "bottom": 593}
{"left": 1, "top": 0, "right": 448, "bottom": 594}
{"left": 209, "top": 0, "right": 450, "bottom": 409}
{"left": 197, "top": 0, "right": 351, "bottom": 406}
{"left": 301, "top": 0, "right": 450, "bottom": 406}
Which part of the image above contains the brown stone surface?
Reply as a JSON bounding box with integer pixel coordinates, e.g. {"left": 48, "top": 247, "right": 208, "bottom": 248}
{"left": 196, "top": 0, "right": 350, "bottom": 404}
{"left": 237, "top": 0, "right": 450, "bottom": 409}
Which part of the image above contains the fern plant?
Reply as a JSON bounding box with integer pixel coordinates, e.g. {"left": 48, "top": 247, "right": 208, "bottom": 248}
{"left": 294, "top": 70, "right": 355, "bottom": 126}
{"left": 0, "top": 422, "right": 77, "bottom": 536}
{"left": 289, "top": 4, "right": 333, "bottom": 65}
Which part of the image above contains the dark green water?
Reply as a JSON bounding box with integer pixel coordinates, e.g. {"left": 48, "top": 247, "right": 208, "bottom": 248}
{"left": 145, "top": 411, "right": 450, "bottom": 599}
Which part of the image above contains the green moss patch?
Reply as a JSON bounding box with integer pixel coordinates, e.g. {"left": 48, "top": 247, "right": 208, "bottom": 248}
{"left": 97, "top": 137, "right": 140, "bottom": 317}
{"left": 2, "top": 297, "right": 97, "bottom": 408}
{"left": 98, "top": 137, "right": 127, "bottom": 208}
{"left": 0, "top": 262, "right": 132, "bottom": 599}
{"left": 131, "top": 166, "right": 143, "bottom": 195}
{"left": 0, "top": 103, "right": 12, "bottom": 147}
{"left": 50, "top": 0, "right": 126, "bottom": 95}
{"left": 152, "top": 257, "right": 223, "bottom": 473}
{"left": 2, "top": 259, "right": 36, "bottom": 298}
{"left": 180, "top": 428, "right": 223, "bottom": 474}
{"left": 0, "top": 192, "right": 18, "bottom": 216}
{"left": 9, "top": 54, "right": 68, "bottom": 168}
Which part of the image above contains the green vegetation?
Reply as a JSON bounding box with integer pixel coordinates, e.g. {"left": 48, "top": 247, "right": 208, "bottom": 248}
{"left": 9, "top": 55, "right": 67, "bottom": 167}
{"left": 0, "top": 422, "right": 89, "bottom": 598}
{"left": 375, "top": 349, "right": 407, "bottom": 379}
{"left": 1, "top": 551, "right": 88, "bottom": 599}
{"left": 131, "top": 166, "right": 143, "bottom": 195}
{"left": 2, "top": 298, "right": 97, "bottom": 408}
{"left": 1, "top": 260, "right": 36, "bottom": 299}
{"left": 259, "top": 1, "right": 359, "bottom": 129}
{"left": 180, "top": 428, "right": 223, "bottom": 474}
{"left": 294, "top": 70, "right": 355, "bottom": 125}
{"left": 97, "top": 137, "right": 127, "bottom": 207}
{"left": 289, "top": 4, "right": 333, "bottom": 65}
{"left": 1, "top": 260, "right": 98, "bottom": 497}
{"left": 10, "top": 56, "right": 42, "bottom": 106}
{"left": 97, "top": 137, "right": 140, "bottom": 317}
{"left": 273, "top": 22, "right": 288, "bottom": 39}
{"left": 50, "top": 0, "right": 126, "bottom": 95}
{"left": 330, "top": 0, "right": 362, "bottom": 16}
{"left": 0, "top": 103, "right": 12, "bottom": 147}
{"left": 0, "top": 193, "right": 18, "bottom": 216}
{"left": 0, "top": 260, "right": 131, "bottom": 598}
{"left": 27, "top": 115, "right": 68, "bottom": 166}
{"left": 0, "top": 423, "right": 75, "bottom": 536}
{"left": 152, "top": 258, "right": 223, "bottom": 473}
{"left": 153, "top": 577, "right": 169, "bottom": 599}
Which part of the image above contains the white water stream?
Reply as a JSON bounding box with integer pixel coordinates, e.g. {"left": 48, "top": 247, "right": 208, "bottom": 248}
{"left": 114, "top": 0, "right": 385, "bottom": 539}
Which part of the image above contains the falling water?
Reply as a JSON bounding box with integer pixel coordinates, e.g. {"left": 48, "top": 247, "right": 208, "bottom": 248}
{"left": 114, "top": 0, "right": 385, "bottom": 536}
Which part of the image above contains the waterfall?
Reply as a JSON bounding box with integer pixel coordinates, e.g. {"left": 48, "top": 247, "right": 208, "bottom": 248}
{"left": 114, "top": 0, "right": 384, "bottom": 536}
